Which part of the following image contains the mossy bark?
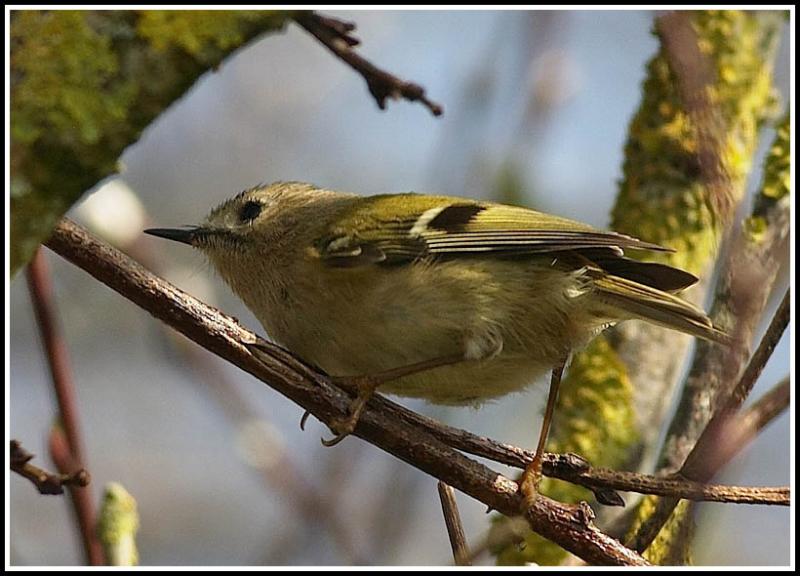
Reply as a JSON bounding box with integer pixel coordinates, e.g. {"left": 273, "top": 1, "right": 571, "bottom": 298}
{"left": 10, "top": 10, "right": 293, "bottom": 274}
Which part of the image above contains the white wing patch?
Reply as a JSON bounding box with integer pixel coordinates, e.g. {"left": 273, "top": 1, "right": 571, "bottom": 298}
{"left": 327, "top": 236, "right": 354, "bottom": 252}
{"left": 409, "top": 206, "right": 446, "bottom": 237}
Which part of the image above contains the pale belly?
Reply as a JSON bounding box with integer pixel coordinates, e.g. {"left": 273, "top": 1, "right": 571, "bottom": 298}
{"left": 250, "top": 257, "right": 610, "bottom": 405}
{"left": 378, "top": 353, "right": 552, "bottom": 405}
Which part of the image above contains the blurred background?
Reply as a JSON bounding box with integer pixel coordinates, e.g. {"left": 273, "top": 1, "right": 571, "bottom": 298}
{"left": 9, "top": 10, "right": 791, "bottom": 566}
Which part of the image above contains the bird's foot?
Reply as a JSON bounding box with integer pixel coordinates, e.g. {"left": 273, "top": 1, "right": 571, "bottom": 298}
{"left": 320, "top": 375, "right": 380, "bottom": 447}
{"left": 518, "top": 455, "right": 544, "bottom": 510}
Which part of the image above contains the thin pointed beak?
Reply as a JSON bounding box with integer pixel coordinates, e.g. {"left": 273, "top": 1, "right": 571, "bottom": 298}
{"left": 144, "top": 227, "right": 199, "bottom": 246}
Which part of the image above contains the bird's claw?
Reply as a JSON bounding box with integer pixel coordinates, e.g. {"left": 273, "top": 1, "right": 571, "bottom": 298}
{"left": 321, "top": 432, "right": 348, "bottom": 447}
{"left": 320, "top": 414, "right": 357, "bottom": 447}
{"left": 298, "top": 409, "right": 352, "bottom": 445}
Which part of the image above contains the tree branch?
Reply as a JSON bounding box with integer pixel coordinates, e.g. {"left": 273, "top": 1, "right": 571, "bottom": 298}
{"left": 25, "top": 249, "right": 104, "bottom": 565}
{"left": 294, "top": 11, "right": 443, "bottom": 116}
{"left": 681, "top": 290, "right": 790, "bottom": 479}
{"left": 45, "top": 218, "right": 645, "bottom": 566}
{"left": 437, "top": 481, "right": 471, "bottom": 566}
{"left": 628, "top": 241, "right": 788, "bottom": 551}
{"left": 381, "top": 411, "right": 788, "bottom": 506}
{"left": 26, "top": 250, "right": 88, "bottom": 466}
{"left": 10, "top": 440, "right": 90, "bottom": 496}
{"left": 739, "top": 375, "right": 790, "bottom": 436}
{"left": 655, "top": 11, "right": 734, "bottom": 221}
{"left": 625, "top": 31, "right": 790, "bottom": 548}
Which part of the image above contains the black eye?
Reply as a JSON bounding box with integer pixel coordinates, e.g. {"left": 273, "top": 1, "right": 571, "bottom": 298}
{"left": 239, "top": 200, "right": 263, "bottom": 223}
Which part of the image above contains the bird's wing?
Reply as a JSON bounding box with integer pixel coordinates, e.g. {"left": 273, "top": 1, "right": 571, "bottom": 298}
{"left": 316, "top": 194, "right": 671, "bottom": 268}
{"left": 314, "top": 194, "right": 724, "bottom": 341}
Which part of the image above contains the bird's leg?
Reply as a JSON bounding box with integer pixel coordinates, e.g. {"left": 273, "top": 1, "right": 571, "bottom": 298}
{"left": 321, "top": 353, "right": 466, "bottom": 447}
{"left": 519, "top": 359, "right": 567, "bottom": 507}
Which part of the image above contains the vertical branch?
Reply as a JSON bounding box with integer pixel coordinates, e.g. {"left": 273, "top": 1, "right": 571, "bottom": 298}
{"left": 26, "top": 249, "right": 103, "bottom": 566}
{"left": 507, "top": 12, "right": 784, "bottom": 564}
{"left": 655, "top": 11, "right": 734, "bottom": 222}
{"left": 437, "top": 481, "right": 471, "bottom": 566}
{"left": 608, "top": 8, "right": 782, "bottom": 472}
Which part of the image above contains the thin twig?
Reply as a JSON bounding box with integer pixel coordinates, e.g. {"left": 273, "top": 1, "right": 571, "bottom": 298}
{"left": 26, "top": 249, "right": 104, "bottom": 565}
{"left": 26, "top": 250, "right": 87, "bottom": 465}
{"left": 437, "top": 481, "right": 471, "bottom": 565}
{"left": 626, "top": 375, "right": 791, "bottom": 552}
{"left": 739, "top": 375, "right": 790, "bottom": 435}
{"left": 682, "top": 290, "right": 790, "bottom": 479}
{"left": 294, "top": 11, "right": 443, "bottom": 116}
{"left": 46, "top": 218, "right": 647, "bottom": 566}
{"left": 341, "top": 396, "right": 789, "bottom": 506}
{"left": 720, "top": 291, "right": 789, "bottom": 414}
{"left": 629, "top": 289, "right": 791, "bottom": 551}
{"left": 10, "top": 440, "right": 90, "bottom": 496}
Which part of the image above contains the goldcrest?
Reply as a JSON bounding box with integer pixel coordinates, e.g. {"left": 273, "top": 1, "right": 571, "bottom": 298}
{"left": 146, "top": 182, "right": 726, "bottom": 443}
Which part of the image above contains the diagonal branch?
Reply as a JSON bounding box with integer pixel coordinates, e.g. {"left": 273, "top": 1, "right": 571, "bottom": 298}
{"left": 739, "top": 375, "right": 790, "bottom": 437}
{"left": 45, "top": 218, "right": 646, "bottom": 566}
{"left": 681, "top": 290, "right": 790, "bottom": 479}
{"left": 294, "top": 11, "right": 443, "bottom": 116}
{"left": 629, "top": 287, "right": 791, "bottom": 552}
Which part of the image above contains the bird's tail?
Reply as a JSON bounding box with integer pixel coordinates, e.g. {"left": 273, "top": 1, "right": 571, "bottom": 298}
{"left": 593, "top": 275, "right": 730, "bottom": 345}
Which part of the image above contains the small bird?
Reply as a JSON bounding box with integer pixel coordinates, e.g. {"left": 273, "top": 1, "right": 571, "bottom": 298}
{"left": 146, "top": 181, "right": 727, "bottom": 500}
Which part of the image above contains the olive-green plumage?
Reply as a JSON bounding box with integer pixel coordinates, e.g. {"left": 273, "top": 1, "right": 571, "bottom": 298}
{"left": 146, "top": 181, "right": 726, "bottom": 405}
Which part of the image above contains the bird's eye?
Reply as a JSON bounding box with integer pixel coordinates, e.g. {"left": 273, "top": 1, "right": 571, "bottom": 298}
{"left": 239, "top": 200, "right": 263, "bottom": 223}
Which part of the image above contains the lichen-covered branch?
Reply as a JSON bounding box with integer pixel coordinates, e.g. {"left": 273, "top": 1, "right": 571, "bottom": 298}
{"left": 10, "top": 10, "right": 292, "bottom": 274}
{"left": 626, "top": 108, "right": 790, "bottom": 561}
{"left": 10, "top": 10, "right": 445, "bottom": 276}
{"left": 494, "top": 10, "right": 784, "bottom": 565}
{"left": 608, "top": 9, "right": 782, "bottom": 467}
